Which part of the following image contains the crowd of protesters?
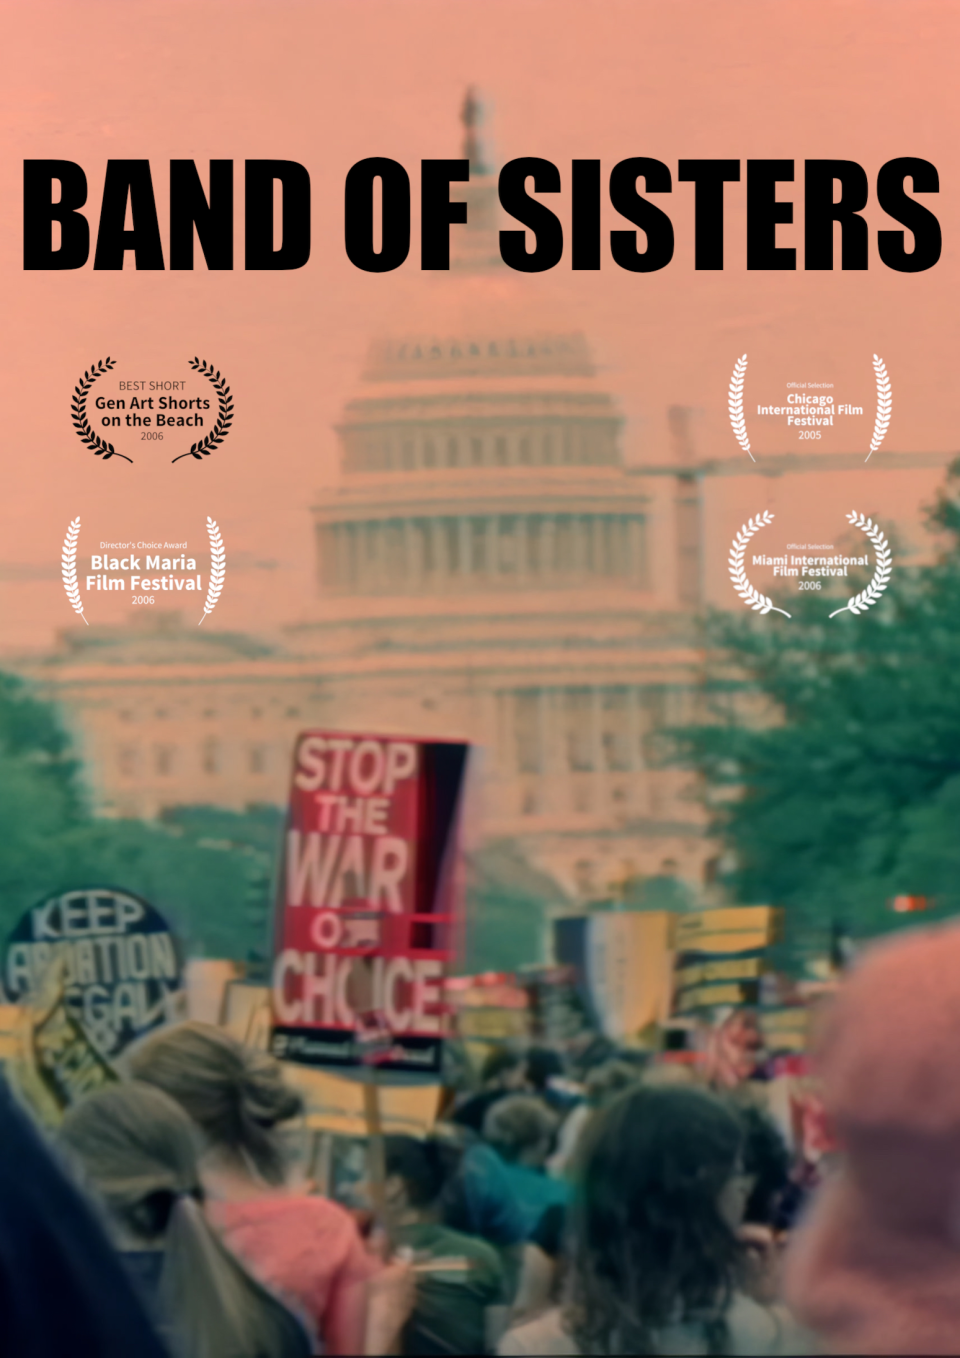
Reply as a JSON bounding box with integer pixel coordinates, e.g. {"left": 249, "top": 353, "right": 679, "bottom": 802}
{"left": 6, "top": 919, "right": 960, "bottom": 1355}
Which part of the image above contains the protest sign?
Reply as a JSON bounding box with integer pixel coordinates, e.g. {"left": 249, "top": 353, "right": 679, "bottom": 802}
{"left": 446, "top": 973, "right": 530, "bottom": 1044}
{"left": 3, "top": 887, "right": 183, "bottom": 1061}
{"left": 523, "top": 964, "right": 593, "bottom": 1046}
{"left": 271, "top": 730, "right": 469, "bottom": 1075}
{"left": 672, "top": 905, "right": 778, "bottom": 1016}
{"left": 553, "top": 912, "right": 673, "bottom": 1042}
{"left": 760, "top": 1006, "right": 810, "bottom": 1055}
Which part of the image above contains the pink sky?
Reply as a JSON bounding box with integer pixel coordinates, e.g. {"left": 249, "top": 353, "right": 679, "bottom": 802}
{"left": 1, "top": 0, "right": 956, "bottom": 648}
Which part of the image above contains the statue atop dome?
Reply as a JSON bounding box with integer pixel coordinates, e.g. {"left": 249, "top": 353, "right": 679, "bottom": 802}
{"left": 452, "top": 87, "right": 500, "bottom": 272}
{"left": 462, "top": 86, "right": 491, "bottom": 176}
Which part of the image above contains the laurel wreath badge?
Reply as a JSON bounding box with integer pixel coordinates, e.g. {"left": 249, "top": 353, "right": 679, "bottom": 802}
{"left": 728, "top": 511, "right": 791, "bottom": 617}
{"left": 199, "top": 517, "right": 226, "bottom": 625}
{"left": 62, "top": 515, "right": 226, "bottom": 627}
{"left": 864, "top": 355, "right": 892, "bottom": 463}
{"left": 173, "top": 359, "right": 234, "bottom": 463}
{"left": 828, "top": 512, "right": 892, "bottom": 618}
{"left": 728, "top": 354, "right": 754, "bottom": 461}
{"left": 729, "top": 353, "right": 892, "bottom": 463}
{"left": 71, "top": 358, "right": 132, "bottom": 463}
{"left": 61, "top": 517, "right": 88, "bottom": 625}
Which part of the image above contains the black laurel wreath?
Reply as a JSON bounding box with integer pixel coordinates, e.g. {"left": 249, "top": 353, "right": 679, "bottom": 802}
{"left": 172, "top": 358, "right": 234, "bottom": 463}
{"left": 71, "top": 358, "right": 132, "bottom": 463}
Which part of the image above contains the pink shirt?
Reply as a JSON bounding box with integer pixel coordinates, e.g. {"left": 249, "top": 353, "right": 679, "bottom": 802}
{"left": 209, "top": 1195, "right": 377, "bottom": 1356}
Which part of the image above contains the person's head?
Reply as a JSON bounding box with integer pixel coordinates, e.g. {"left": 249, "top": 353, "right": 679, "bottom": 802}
{"left": 784, "top": 923, "right": 960, "bottom": 1355}
{"left": 525, "top": 1045, "right": 565, "bottom": 1093}
{"left": 59, "top": 1083, "right": 308, "bottom": 1358}
{"left": 567, "top": 1084, "right": 747, "bottom": 1355}
{"left": 737, "top": 1102, "right": 790, "bottom": 1227}
{"left": 483, "top": 1093, "right": 558, "bottom": 1167}
{"left": 584, "top": 1059, "right": 643, "bottom": 1109}
{"left": 59, "top": 1081, "right": 201, "bottom": 1245}
{"left": 479, "top": 1043, "right": 528, "bottom": 1091}
{"left": 383, "top": 1134, "right": 462, "bottom": 1225}
{"left": 568, "top": 1033, "right": 617, "bottom": 1082}
{"left": 127, "top": 1021, "right": 303, "bottom": 1186}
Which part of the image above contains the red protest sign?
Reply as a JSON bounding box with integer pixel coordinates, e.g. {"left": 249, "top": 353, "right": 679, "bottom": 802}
{"left": 270, "top": 731, "right": 469, "bottom": 1075}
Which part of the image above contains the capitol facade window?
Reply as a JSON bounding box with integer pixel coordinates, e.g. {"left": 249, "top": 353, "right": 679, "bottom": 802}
{"left": 201, "top": 738, "right": 220, "bottom": 775}
{"left": 154, "top": 744, "right": 176, "bottom": 776}
{"left": 117, "top": 744, "right": 138, "bottom": 777}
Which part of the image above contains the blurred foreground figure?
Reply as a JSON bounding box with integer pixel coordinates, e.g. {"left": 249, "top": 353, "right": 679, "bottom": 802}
{"left": 59, "top": 1083, "right": 310, "bottom": 1358}
{"left": 0, "top": 1075, "right": 169, "bottom": 1358}
{"left": 130, "top": 1021, "right": 412, "bottom": 1355}
{"left": 785, "top": 923, "right": 960, "bottom": 1355}
{"left": 499, "top": 1086, "right": 806, "bottom": 1355}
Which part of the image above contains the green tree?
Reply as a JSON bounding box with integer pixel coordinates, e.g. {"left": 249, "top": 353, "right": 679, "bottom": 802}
{"left": 0, "top": 675, "right": 86, "bottom": 924}
{"left": 461, "top": 840, "right": 566, "bottom": 974}
{"left": 671, "top": 465, "right": 960, "bottom": 960}
{"left": 0, "top": 673, "right": 285, "bottom": 965}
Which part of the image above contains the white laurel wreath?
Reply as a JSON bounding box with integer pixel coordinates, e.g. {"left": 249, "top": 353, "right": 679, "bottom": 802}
{"left": 728, "top": 511, "right": 791, "bottom": 617}
{"left": 728, "top": 354, "right": 755, "bottom": 462}
{"left": 828, "top": 512, "right": 892, "bottom": 618}
{"left": 729, "top": 353, "right": 891, "bottom": 464}
{"left": 61, "top": 517, "right": 88, "bottom": 625}
{"left": 864, "top": 355, "right": 892, "bottom": 463}
{"left": 199, "top": 516, "right": 225, "bottom": 625}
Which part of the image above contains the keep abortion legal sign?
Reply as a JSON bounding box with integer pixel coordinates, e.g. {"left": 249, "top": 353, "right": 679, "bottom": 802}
{"left": 3, "top": 887, "right": 183, "bottom": 1059}
{"left": 270, "top": 730, "right": 469, "bottom": 1075}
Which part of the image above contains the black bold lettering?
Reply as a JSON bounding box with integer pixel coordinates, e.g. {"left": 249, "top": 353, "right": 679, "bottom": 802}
{"left": 498, "top": 157, "right": 563, "bottom": 272}
{"left": 746, "top": 160, "right": 796, "bottom": 270}
{"left": 677, "top": 159, "right": 740, "bottom": 269}
{"left": 877, "top": 157, "right": 941, "bottom": 273}
{"left": 571, "top": 159, "right": 601, "bottom": 270}
{"left": 244, "top": 160, "right": 310, "bottom": 270}
{"left": 421, "top": 159, "right": 468, "bottom": 269}
{"left": 609, "top": 158, "right": 674, "bottom": 272}
{"left": 93, "top": 161, "right": 164, "bottom": 270}
{"left": 170, "top": 160, "right": 234, "bottom": 270}
{"left": 804, "top": 160, "right": 868, "bottom": 270}
{"left": 344, "top": 158, "right": 410, "bottom": 272}
{"left": 23, "top": 160, "right": 90, "bottom": 269}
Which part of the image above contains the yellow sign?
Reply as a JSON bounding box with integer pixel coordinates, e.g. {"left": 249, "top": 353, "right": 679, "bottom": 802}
{"left": 456, "top": 1007, "right": 529, "bottom": 1041}
{"left": 282, "top": 1063, "right": 441, "bottom": 1138}
{"left": 677, "top": 930, "right": 772, "bottom": 956}
{"left": 676, "top": 982, "right": 752, "bottom": 1014}
{"left": 674, "top": 906, "right": 777, "bottom": 950}
{"left": 760, "top": 1007, "right": 809, "bottom": 1052}
{"left": 676, "top": 954, "right": 764, "bottom": 991}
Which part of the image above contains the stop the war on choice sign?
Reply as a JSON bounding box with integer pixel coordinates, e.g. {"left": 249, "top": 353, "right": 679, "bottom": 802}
{"left": 4, "top": 889, "right": 183, "bottom": 1058}
{"left": 272, "top": 731, "right": 469, "bottom": 1074}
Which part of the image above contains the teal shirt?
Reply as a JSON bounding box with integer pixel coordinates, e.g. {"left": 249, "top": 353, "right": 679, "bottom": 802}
{"left": 497, "top": 1160, "right": 571, "bottom": 1239}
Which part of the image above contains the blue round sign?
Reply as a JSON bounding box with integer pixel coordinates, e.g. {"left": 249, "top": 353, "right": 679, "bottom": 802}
{"left": 3, "top": 887, "right": 184, "bottom": 1058}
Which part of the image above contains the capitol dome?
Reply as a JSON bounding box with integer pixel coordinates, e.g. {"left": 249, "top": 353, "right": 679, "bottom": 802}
{"left": 295, "top": 94, "right": 710, "bottom": 904}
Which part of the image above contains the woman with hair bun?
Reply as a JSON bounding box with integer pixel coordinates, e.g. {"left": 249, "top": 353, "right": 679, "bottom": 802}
{"left": 129, "top": 1021, "right": 412, "bottom": 1356}
{"left": 58, "top": 1082, "right": 310, "bottom": 1358}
